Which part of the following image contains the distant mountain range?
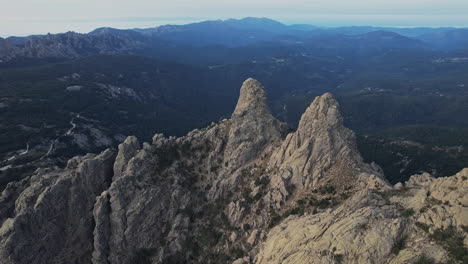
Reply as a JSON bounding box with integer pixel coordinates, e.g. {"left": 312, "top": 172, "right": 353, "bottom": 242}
{"left": 1, "top": 17, "right": 467, "bottom": 64}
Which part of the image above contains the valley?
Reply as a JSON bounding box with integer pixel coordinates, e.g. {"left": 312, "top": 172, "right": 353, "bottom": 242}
{"left": 0, "top": 18, "right": 467, "bottom": 188}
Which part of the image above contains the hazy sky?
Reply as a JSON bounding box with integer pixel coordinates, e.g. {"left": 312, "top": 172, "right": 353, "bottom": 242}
{"left": 2, "top": 0, "right": 468, "bottom": 37}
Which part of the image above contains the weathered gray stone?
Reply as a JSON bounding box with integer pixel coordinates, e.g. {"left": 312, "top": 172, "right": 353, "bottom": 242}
{"left": 0, "top": 149, "right": 115, "bottom": 264}
{"left": 113, "top": 135, "right": 140, "bottom": 180}
{"left": 0, "top": 78, "right": 465, "bottom": 264}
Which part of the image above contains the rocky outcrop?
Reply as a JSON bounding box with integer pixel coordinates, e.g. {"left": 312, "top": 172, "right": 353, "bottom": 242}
{"left": 0, "top": 78, "right": 465, "bottom": 264}
{"left": 208, "top": 78, "right": 286, "bottom": 199}
{"left": 264, "top": 92, "right": 385, "bottom": 209}
{"left": 400, "top": 169, "right": 468, "bottom": 233}
{"left": 0, "top": 150, "right": 115, "bottom": 264}
{"left": 269, "top": 92, "right": 362, "bottom": 184}
{"left": 256, "top": 190, "right": 444, "bottom": 264}
{"left": 113, "top": 136, "right": 140, "bottom": 180}
{"left": 227, "top": 78, "right": 284, "bottom": 170}
{"left": 91, "top": 143, "right": 194, "bottom": 263}
{"left": 256, "top": 168, "right": 468, "bottom": 264}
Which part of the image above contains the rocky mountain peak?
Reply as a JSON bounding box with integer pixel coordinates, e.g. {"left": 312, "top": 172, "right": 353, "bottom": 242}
{"left": 292, "top": 92, "right": 344, "bottom": 147}
{"left": 268, "top": 92, "right": 380, "bottom": 194}
{"left": 221, "top": 78, "right": 285, "bottom": 173}
{"left": 298, "top": 92, "right": 340, "bottom": 127}
{"left": 232, "top": 78, "right": 270, "bottom": 117}
{"left": 0, "top": 78, "right": 465, "bottom": 264}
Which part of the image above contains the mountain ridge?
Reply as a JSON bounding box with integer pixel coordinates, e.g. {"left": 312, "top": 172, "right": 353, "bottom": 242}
{"left": 0, "top": 78, "right": 466, "bottom": 264}
{"left": 2, "top": 17, "right": 468, "bottom": 63}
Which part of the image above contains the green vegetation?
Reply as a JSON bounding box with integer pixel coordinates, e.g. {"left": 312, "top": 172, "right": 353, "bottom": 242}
{"left": 156, "top": 147, "right": 180, "bottom": 171}
{"left": 334, "top": 253, "right": 344, "bottom": 264}
{"left": 0, "top": 55, "right": 235, "bottom": 179}
{"left": 283, "top": 206, "right": 305, "bottom": 217}
{"left": 241, "top": 187, "right": 253, "bottom": 203}
{"left": 357, "top": 125, "right": 468, "bottom": 184}
{"left": 414, "top": 255, "right": 435, "bottom": 264}
{"left": 0, "top": 165, "right": 35, "bottom": 190}
{"left": 317, "top": 185, "right": 336, "bottom": 195}
{"left": 405, "top": 224, "right": 465, "bottom": 263}
{"left": 132, "top": 248, "right": 158, "bottom": 264}
{"left": 230, "top": 247, "right": 245, "bottom": 259}
{"left": 415, "top": 222, "right": 430, "bottom": 233}
{"left": 430, "top": 227, "right": 467, "bottom": 263}
{"left": 391, "top": 235, "right": 407, "bottom": 255}
{"left": 357, "top": 223, "right": 369, "bottom": 231}
{"left": 198, "top": 227, "right": 223, "bottom": 247}
{"left": 268, "top": 190, "right": 343, "bottom": 228}
{"left": 427, "top": 197, "right": 443, "bottom": 206}
{"left": 400, "top": 208, "right": 415, "bottom": 217}
{"left": 316, "top": 198, "right": 333, "bottom": 209}
{"left": 319, "top": 249, "right": 344, "bottom": 263}
{"left": 254, "top": 176, "right": 270, "bottom": 187}
{"left": 269, "top": 211, "right": 282, "bottom": 228}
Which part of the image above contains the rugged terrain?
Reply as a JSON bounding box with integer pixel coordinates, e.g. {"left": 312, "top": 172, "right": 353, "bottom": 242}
{"left": 0, "top": 79, "right": 466, "bottom": 264}
{"left": 2, "top": 18, "right": 468, "bottom": 187}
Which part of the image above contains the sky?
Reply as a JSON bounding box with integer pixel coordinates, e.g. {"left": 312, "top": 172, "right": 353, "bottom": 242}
{"left": 1, "top": 0, "right": 468, "bottom": 37}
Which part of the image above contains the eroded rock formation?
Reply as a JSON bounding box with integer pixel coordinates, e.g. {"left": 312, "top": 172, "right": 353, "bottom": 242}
{"left": 0, "top": 78, "right": 466, "bottom": 264}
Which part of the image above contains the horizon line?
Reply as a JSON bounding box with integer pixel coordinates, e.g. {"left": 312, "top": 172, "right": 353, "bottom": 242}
{"left": 2, "top": 16, "right": 468, "bottom": 38}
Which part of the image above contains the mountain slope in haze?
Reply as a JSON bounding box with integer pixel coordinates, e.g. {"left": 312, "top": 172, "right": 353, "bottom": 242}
{"left": 1, "top": 17, "right": 467, "bottom": 64}
{"left": 225, "top": 17, "right": 289, "bottom": 32}
{"left": 0, "top": 79, "right": 466, "bottom": 264}
{"left": 417, "top": 29, "right": 468, "bottom": 51}
{"left": 133, "top": 20, "right": 285, "bottom": 47}
{"left": 133, "top": 17, "right": 296, "bottom": 47}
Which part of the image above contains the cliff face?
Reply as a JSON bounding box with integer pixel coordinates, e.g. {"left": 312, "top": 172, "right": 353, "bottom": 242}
{"left": 0, "top": 150, "right": 116, "bottom": 263}
{"left": 0, "top": 79, "right": 466, "bottom": 264}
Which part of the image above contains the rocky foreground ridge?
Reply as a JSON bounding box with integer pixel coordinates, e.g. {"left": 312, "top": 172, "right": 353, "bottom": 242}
{"left": 0, "top": 78, "right": 466, "bottom": 264}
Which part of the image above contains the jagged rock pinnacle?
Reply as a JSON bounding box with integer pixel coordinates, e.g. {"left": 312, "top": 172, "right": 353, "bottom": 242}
{"left": 113, "top": 136, "right": 140, "bottom": 180}
{"left": 268, "top": 92, "right": 380, "bottom": 192}
{"left": 295, "top": 92, "right": 343, "bottom": 142}
{"left": 232, "top": 78, "right": 270, "bottom": 117}
{"left": 221, "top": 78, "right": 285, "bottom": 176}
